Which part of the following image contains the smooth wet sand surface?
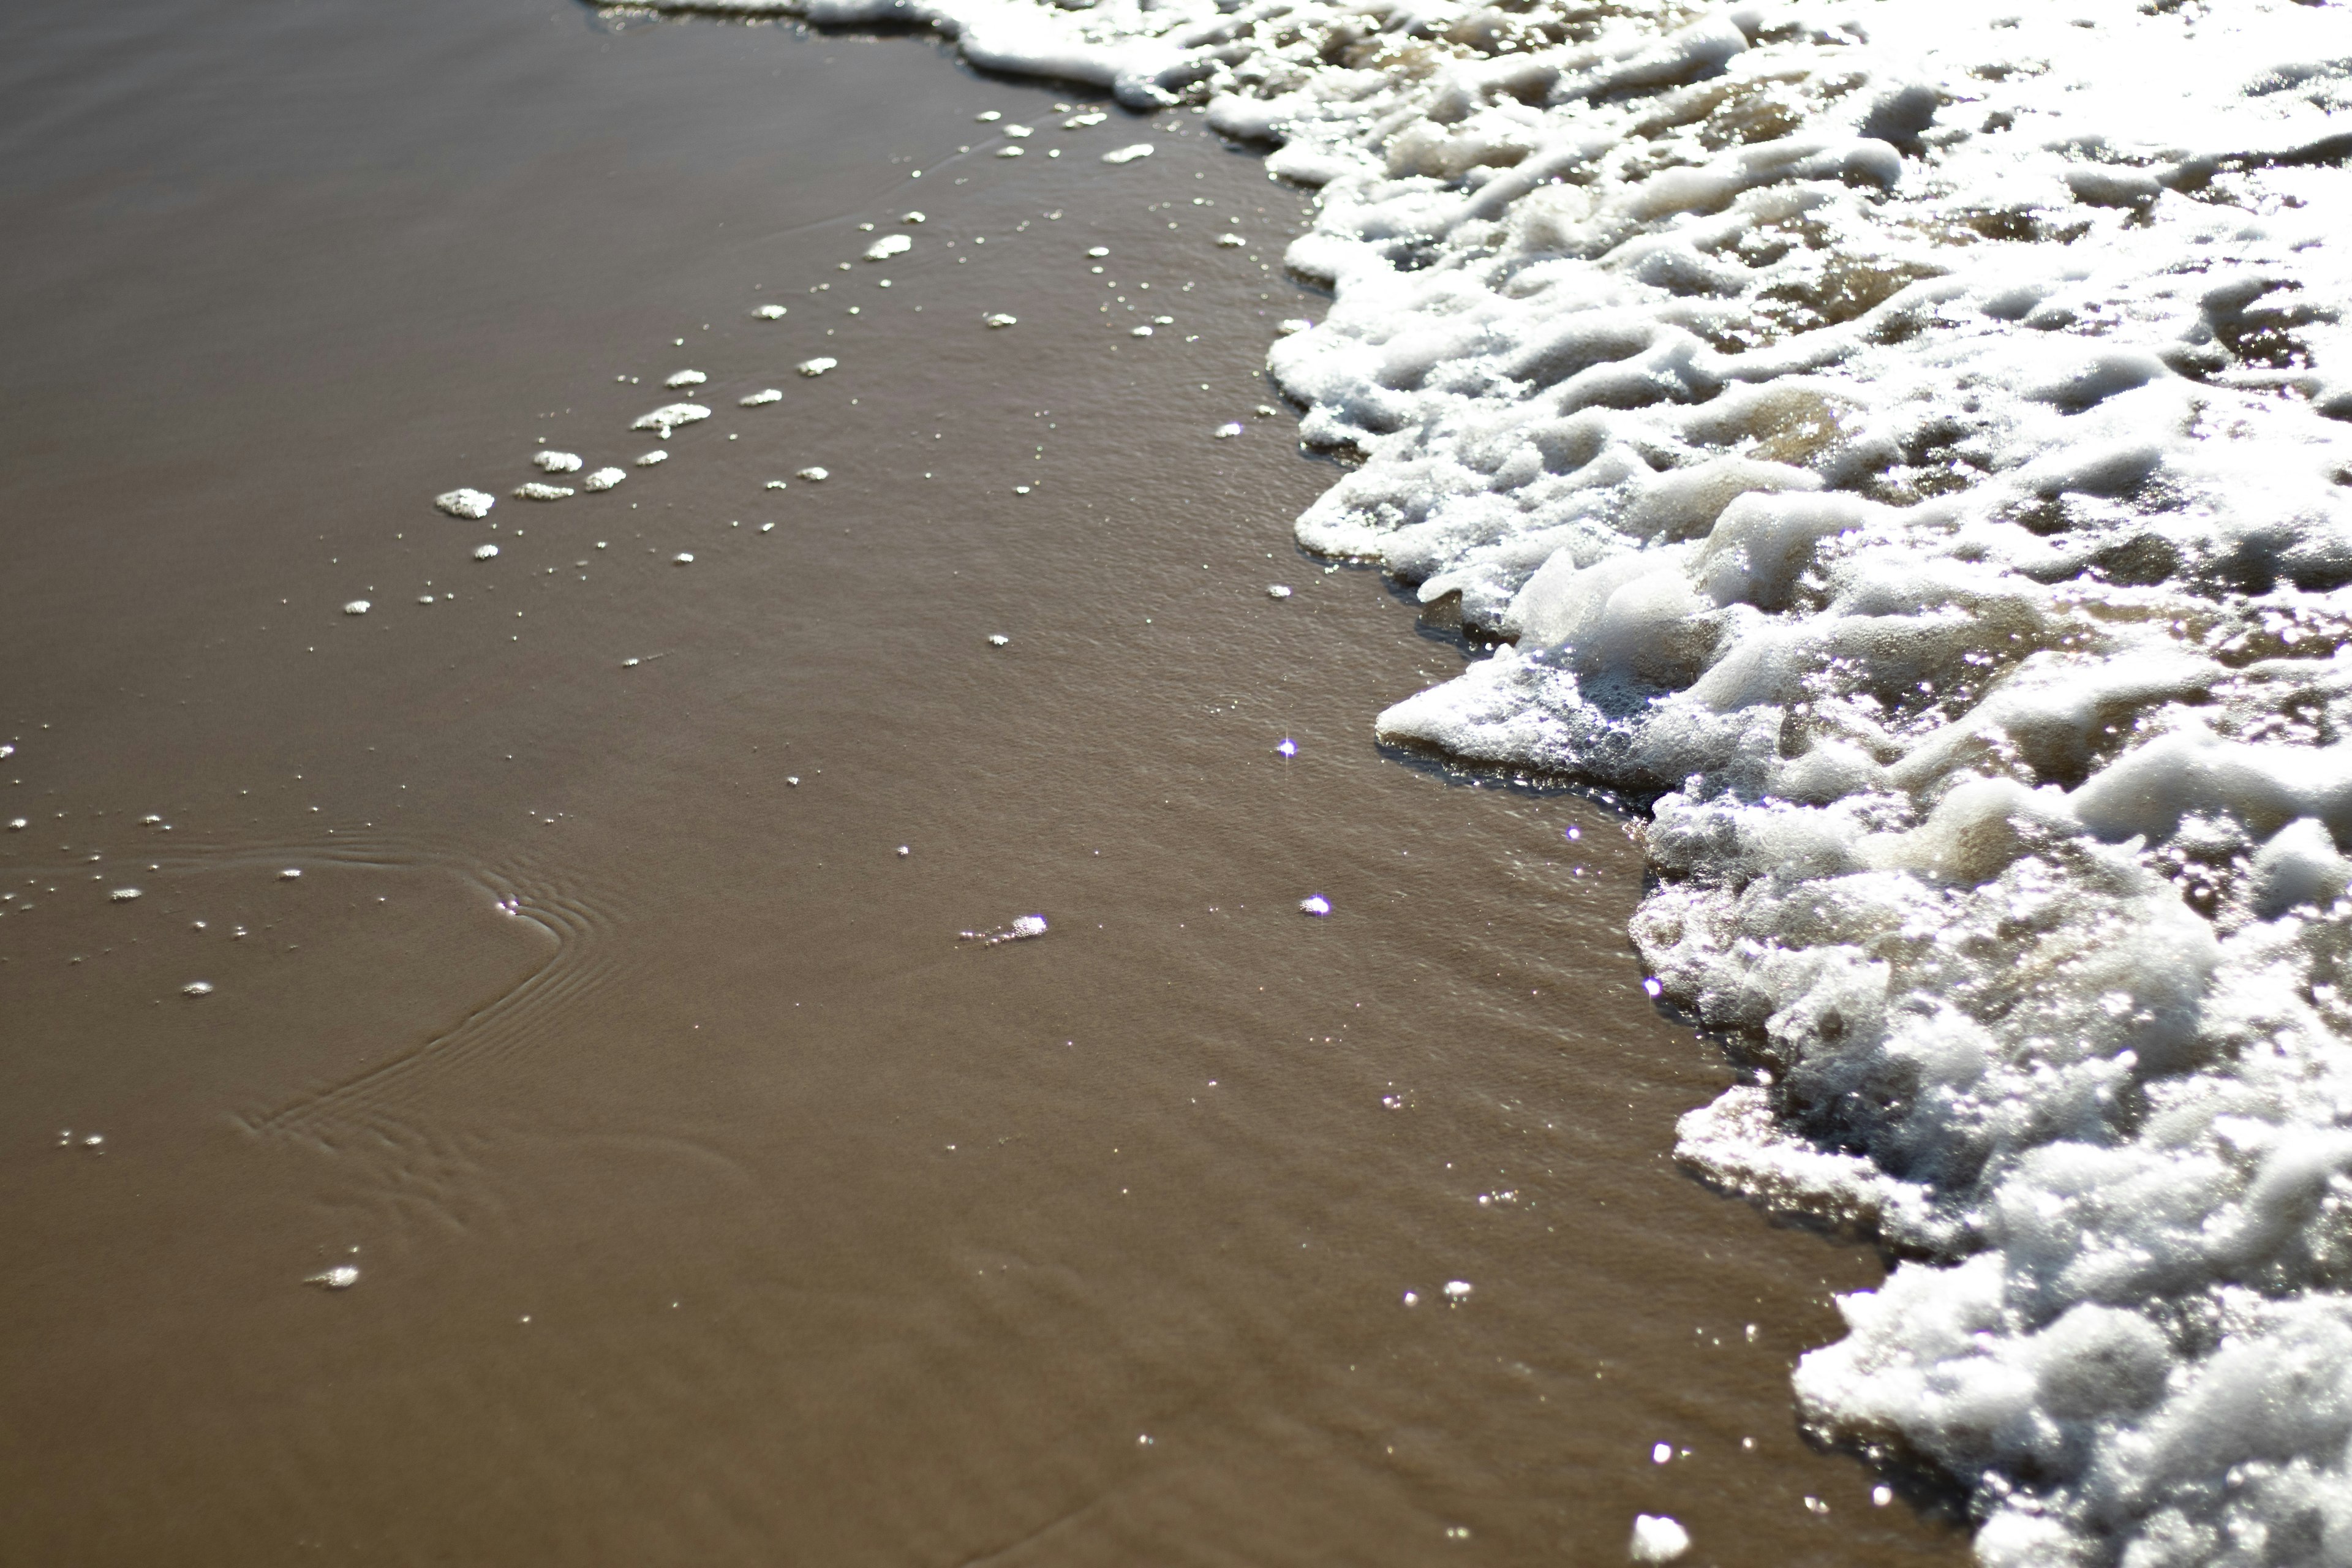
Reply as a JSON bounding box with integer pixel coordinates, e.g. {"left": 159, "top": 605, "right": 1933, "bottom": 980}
{"left": 0, "top": 3, "right": 1969, "bottom": 1562}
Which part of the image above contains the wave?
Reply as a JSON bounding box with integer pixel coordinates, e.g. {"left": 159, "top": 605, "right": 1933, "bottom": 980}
{"left": 647, "top": 0, "right": 2352, "bottom": 1561}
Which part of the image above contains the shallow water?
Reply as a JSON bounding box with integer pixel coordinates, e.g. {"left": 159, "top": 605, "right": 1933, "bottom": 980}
{"left": 0, "top": 2, "right": 1967, "bottom": 1561}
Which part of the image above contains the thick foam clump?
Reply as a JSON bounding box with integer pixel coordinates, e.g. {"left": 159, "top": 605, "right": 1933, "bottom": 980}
{"left": 643, "top": 0, "right": 2352, "bottom": 1558}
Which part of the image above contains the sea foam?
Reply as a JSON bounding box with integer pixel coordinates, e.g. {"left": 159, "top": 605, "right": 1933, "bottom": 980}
{"left": 646, "top": 1, "right": 2352, "bottom": 1560}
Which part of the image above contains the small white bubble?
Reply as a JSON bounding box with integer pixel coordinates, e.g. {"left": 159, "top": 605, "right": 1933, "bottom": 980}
{"left": 512, "top": 482, "right": 574, "bottom": 502}
{"left": 473, "top": 544, "right": 500, "bottom": 560}
{"left": 6, "top": 819, "right": 23, "bottom": 832}
{"left": 1101, "top": 143, "right": 1153, "bottom": 165}
{"left": 786, "top": 776, "right": 800, "bottom": 786}
{"left": 984, "top": 313, "right": 1017, "bottom": 328}
{"left": 342, "top": 599, "right": 371, "bottom": 616}
{"left": 533, "top": 450, "right": 583, "bottom": 473}
{"left": 1443, "top": 1280, "right": 1472, "bottom": 1300}
{"left": 1630, "top": 1515, "right": 1690, "bottom": 1564}
{"left": 739, "top": 389, "right": 783, "bottom": 407}
{"left": 636, "top": 449, "right": 668, "bottom": 466}
{"left": 582, "top": 467, "right": 627, "bottom": 491}
{"left": 665, "top": 369, "right": 707, "bottom": 388}
{"left": 1213, "top": 422, "right": 1243, "bottom": 439}
{"left": 281, "top": 868, "right": 301, "bottom": 880}
{"left": 110, "top": 888, "right": 141, "bottom": 902}
{"left": 753, "top": 303, "right": 788, "bottom": 319}
{"left": 1642, "top": 977, "right": 1663, "bottom": 997}
{"left": 673, "top": 552, "right": 695, "bottom": 565}
{"left": 1216, "top": 233, "right": 1245, "bottom": 247}
{"left": 435, "top": 488, "right": 495, "bottom": 519}
{"left": 1266, "top": 584, "right": 1292, "bottom": 599}
{"left": 988, "top": 634, "right": 1009, "bottom": 647}
{"left": 1130, "top": 325, "right": 1153, "bottom": 337}
{"left": 902, "top": 211, "right": 925, "bottom": 224}
{"left": 307, "top": 1265, "right": 360, "bottom": 1290}
{"left": 896, "top": 845, "right": 910, "bottom": 858}
{"left": 1299, "top": 895, "right": 1332, "bottom": 916}
{"left": 1275, "top": 738, "right": 1298, "bottom": 757}
{"left": 1401, "top": 1290, "right": 1419, "bottom": 1306}
{"left": 795, "top": 357, "right": 837, "bottom": 378}
{"left": 975, "top": 110, "right": 1000, "bottom": 122}
{"left": 1652, "top": 1442, "right": 1673, "bottom": 1465}
{"left": 796, "top": 467, "right": 829, "bottom": 481}
{"left": 1275, "top": 318, "right": 1313, "bottom": 336}
{"left": 183, "top": 981, "right": 214, "bottom": 997}
{"left": 1086, "top": 247, "right": 1109, "bottom": 258}
{"left": 1872, "top": 1485, "right": 1893, "bottom": 1507}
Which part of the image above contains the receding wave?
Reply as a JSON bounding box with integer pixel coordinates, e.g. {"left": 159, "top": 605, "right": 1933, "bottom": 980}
{"left": 646, "top": 0, "right": 2352, "bottom": 1560}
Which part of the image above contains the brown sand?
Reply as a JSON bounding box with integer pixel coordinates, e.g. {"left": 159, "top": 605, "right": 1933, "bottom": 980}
{"left": 0, "top": 1, "right": 1970, "bottom": 1562}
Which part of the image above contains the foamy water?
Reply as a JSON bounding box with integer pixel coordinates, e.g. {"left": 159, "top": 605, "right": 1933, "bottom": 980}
{"left": 675, "top": 1, "right": 2348, "bottom": 1559}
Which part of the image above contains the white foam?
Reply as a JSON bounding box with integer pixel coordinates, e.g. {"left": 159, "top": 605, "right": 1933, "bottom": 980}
{"left": 513, "top": 482, "right": 573, "bottom": 501}
{"left": 473, "top": 544, "right": 499, "bottom": 561}
{"left": 865, "top": 233, "right": 913, "bottom": 261}
{"left": 1630, "top": 1515, "right": 1689, "bottom": 1564}
{"left": 665, "top": 369, "right": 707, "bottom": 388}
{"left": 342, "top": 599, "right": 371, "bottom": 615}
{"left": 795, "top": 357, "right": 837, "bottom": 378}
{"left": 752, "top": 303, "right": 788, "bottom": 319}
{"left": 533, "top": 450, "right": 582, "bottom": 473}
{"left": 434, "top": 488, "right": 494, "bottom": 520}
{"left": 796, "top": 466, "right": 829, "bottom": 481}
{"left": 1101, "top": 143, "right": 1152, "bottom": 165}
{"left": 582, "top": 467, "right": 627, "bottom": 491}
{"left": 631, "top": 403, "right": 710, "bottom": 435}
{"left": 740, "top": 388, "right": 783, "bottom": 406}
{"left": 636, "top": 449, "right": 668, "bottom": 466}
{"left": 985, "top": 312, "right": 1017, "bottom": 328}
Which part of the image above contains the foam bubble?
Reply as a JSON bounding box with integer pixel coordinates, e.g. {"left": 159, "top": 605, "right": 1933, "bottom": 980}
{"left": 342, "top": 600, "right": 371, "bottom": 616}
{"left": 434, "top": 488, "right": 494, "bottom": 520}
{"left": 636, "top": 450, "right": 668, "bottom": 466}
{"left": 1629, "top": 1516, "right": 1689, "bottom": 1564}
{"left": 795, "top": 358, "right": 837, "bottom": 378}
{"left": 864, "top": 233, "right": 913, "bottom": 261}
{"left": 1298, "top": 895, "right": 1332, "bottom": 917}
{"left": 672, "top": 552, "right": 695, "bottom": 565}
{"left": 1266, "top": 584, "right": 1292, "bottom": 599}
{"left": 630, "top": 403, "right": 709, "bottom": 435}
{"left": 1101, "top": 143, "right": 1152, "bottom": 165}
{"left": 752, "top": 303, "right": 787, "bottom": 319}
{"left": 513, "top": 482, "right": 573, "bottom": 501}
{"left": 110, "top": 888, "right": 140, "bottom": 902}
{"left": 739, "top": 388, "right": 783, "bottom": 407}
{"left": 665, "top": 369, "right": 706, "bottom": 388}
{"left": 306, "top": 1265, "right": 359, "bottom": 1290}
{"left": 796, "top": 467, "right": 829, "bottom": 482}
{"left": 182, "top": 981, "right": 213, "bottom": 997}
{"left": 473, "top": 544, "right": 499, "bottom": 561}
{"left": 582, "top": 467, "right": 627, "bottom": 491}
{"left": 533, "top": 450, "right": 582, "bottom": 473}
{"left": 985, "top": 313, "right": 1018, "bottom": 328}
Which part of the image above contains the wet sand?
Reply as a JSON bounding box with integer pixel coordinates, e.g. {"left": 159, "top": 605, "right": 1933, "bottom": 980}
{"left": 0, "top": 2, "right": 1969, "bottom": 1562}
